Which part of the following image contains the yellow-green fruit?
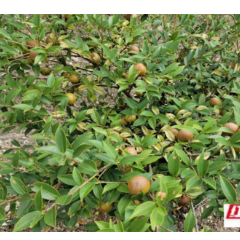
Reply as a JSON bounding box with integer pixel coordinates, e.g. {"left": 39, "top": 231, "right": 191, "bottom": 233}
{"left": 69, "top": 74, "right": 80, "bottom": 84}
{"left": 90, "top": 52, "right": 101, "bottom": 64}
{"left": 134, "top": 63, "right": 146, "bottom": 76}
{"left": 122, "top": 73, "right": 129, "bottom": 79}
{"left": 62, "top": 72, "right": 71, "bottom": 79}
{"left": 125, "top": 115, "right": 136, "bottom": 123}
{"left": 40, "top": 67, "right": 52, "bottom": 76}
{"left": 99, "top": 202, "right": 112, "bottom": 213}
{"left": 26, "top": 40, "right": 40, "bottom": 49}
{"left": 120, "top": 118, "right": 128, "bottom": 126}
{"left": 122, "top": 164, "right": 132, "bottom": 173}
{"left": 65, "top": 93, "right": 76, "bottom": 105}
{"left": 209, "top": 97, "right": 221, "bottom": 107}
{"left": 135, "top": 91, "right": 144, "bottom": 97}
{"left": 178, "top": 130, "right": 193, "bottom": 142}
{"left": 123, "top": 147, "right": 137, "bottom": 155}
{"left": 223, "top": 123, "right": 238, "bottom": 136}
{"left": 128, "top": 176, "right": 150, "bottom": 195}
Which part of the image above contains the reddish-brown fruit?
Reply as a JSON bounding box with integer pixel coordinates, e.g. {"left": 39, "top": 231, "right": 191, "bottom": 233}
{"left": 125, "top": 115, "right": 136, "bottom": 123}
{"left": 26, "top": 40, "right": 40, "bottom": 49}
{"left": 120, "top": 118, "right": 128, "bottom": 126}
{"left": 128, "top": 45, "right": 139, "bottom": 55}
{"left": 223, "top": 123, "right": 238, "bottom": 136}
{"left": 178, "top": 130, "right": 193, "bottom": 142}
{"left": 29, "top": 51, "right": 38, "bottom": 60}
{"left": 69, "top": 74, "right": 80, "bottom": 84}
{"left": 178, "top": 195, "right": 191, "bottom": 207}
{"left": 99, "top": 202, "right": 112, "bottom": 213}
{"left": 128, "top": 176, "right": 151, "bottom": 195}
{"left": 169, "top": 128, "right": 179, "bottom": 138}
{"left": 209, "top": 97, "right": 221, "bottom": 107}
{"left": 123, "top": 147, "right": 137, "bottom": 155}
{"left": 125, "top": 14, "right": 133, "bottom": 21}
{"left": 65, "top": 93, "right": 76, "bottom": 105}
{"left": 134, "top": 63, "right": 146, "bottom": 76}
{"left": 90, "top": 52, "right": 101, "bottom": 64}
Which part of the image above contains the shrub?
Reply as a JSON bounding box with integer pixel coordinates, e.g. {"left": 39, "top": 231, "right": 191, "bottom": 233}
{"left": 0, "top": 14, "right": 240, "bottom": 232}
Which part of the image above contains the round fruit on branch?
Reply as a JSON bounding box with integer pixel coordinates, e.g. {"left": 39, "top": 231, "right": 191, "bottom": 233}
{"left": 169, "top": 128, "right": 179, "bottom": 139}
{"left": 29, "top": 51, "right": 38, "bottom": 60}
{"left": 40, "top": 67, "right": 52, "bottom": 76}
{"left": 90, "top": 52, "right": 101, "bottom": 64}
{"left": 26, "top": 40, "right": 40, "bottom": 49}
{"left": 178, "top": 129, "right": 193, "bottom": 142}
{"left": 125, "top": 115, "right": 136, "bottom": 123}
{"left": 99, "top": 202, "right": 112, "bottom": 213}
{"left": 178, "top": 194, "right": 191, "bottom": 206}
{"left": 128, "top": 45, "right": 139, "bottom": 55}
{"left": 134, "top": 63, "right": 146, "bottom": 76}
{"left": 209, "top": 97, "right": 221, "bottom": 107}
{"left": 65, "top": 93, "right": 76, "bottom": 105}
{"left": 69, "top": 74, "right": 80, "bottom": 84}
{"left": 223, "top": 123, "right": 238, "bottom": 136}
{"left": 123, "top": 147, "right": 137, "bottom": 155}
{"left": 128, "top": 176, "right": 150, "bottom": 195}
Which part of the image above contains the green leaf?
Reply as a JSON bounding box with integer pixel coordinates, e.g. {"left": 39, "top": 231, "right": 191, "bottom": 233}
{"left": 34, "top": 53, "right": 46, "bottom": 65}
{"left": 168, "top": 153, "right": 180, "bottom": 176}
{"left": 55, "top": 127, "right": 67, "bottom": 153}
{"left": 73, "top": 144, "right": 90, "bottom": 158}
{"left": 128, "top": 217, "right": 149, "bottom": 232}
{"left": 34, "top": 188, "right": 43, "bottom": 211}
{"left": 118, "top": 195, "right": 131, "bottom": 215}
{"left": 102, "top": 183, "right": 120, "bottom": 194}
{"left": 103, "top": 141, "right": 117, "bottom": 160}
{"left": 56, "top": 194, "right": 73, "bottom": 205}
{"left": 219, "top": 176, "right": 237, "bottom": 203}
{"left": 150, "top": 207, "right": 166, "bottom": 230}
{"left": 32, "top": 182, "right": 60, "bottom": 200}
{"left": 10, "top": 176, "right": 28, "bottom": 195}
{"left": 184, "top": 209, "right": 195, "bottom": 232}
{"left": 186, "top": 176, "right": 202, "bottom": 191}
{"left": 33, "top": 14, "right": 40, "bottom": 26}
{"left": 0, "top": 181, "right": 7, "bottom": 200}
{"left": 203, "top": 177, "right": 216, "bottom": 190}
{"left": 197, "top": 152, "right": 209, "bottom": 177}
{"left": 13, "top": 211, "right": 42, "bottom": 232}
{"left": 44, "top": 205, "right": 56, "bottom": 228}
{"left": 0, "top": 207, "right": 6, "bottom": 221}
{"left": 79, "top": 183, "right": 95, "bottom": 199}
{"left": 72, "top": 167, "right": 84, "bottom": 185}
{"left": 129, "top": 201, "right": 156, "bottom": 219}
{"left": 78, "top": 160, "right": 97, "bottom": 175}
{"left": 175, "top": 148, "right": 190, "bottom": 166}
{"left": 47, "top": 73, "right": 55, "bottom": 87}
{"left": 58, "top": 175, "right": 76, "bottom": 186}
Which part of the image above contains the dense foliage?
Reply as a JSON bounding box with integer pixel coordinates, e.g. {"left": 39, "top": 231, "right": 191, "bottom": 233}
{"left": 1, "top": 14, "right": 240, "bottom": 232}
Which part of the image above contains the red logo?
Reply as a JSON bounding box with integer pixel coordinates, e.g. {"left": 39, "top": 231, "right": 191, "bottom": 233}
{"left": 226, "top": 204, "right": 240, "bottom": 219}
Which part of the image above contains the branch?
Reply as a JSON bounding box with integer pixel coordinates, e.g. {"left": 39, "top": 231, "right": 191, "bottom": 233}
{"left": 191, "top": 201, "right": 199, "bottom": 232}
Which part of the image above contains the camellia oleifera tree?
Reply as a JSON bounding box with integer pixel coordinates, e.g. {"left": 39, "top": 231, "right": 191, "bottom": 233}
{"left": 1, "top": 14, "right": 240, "bottom": 232}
